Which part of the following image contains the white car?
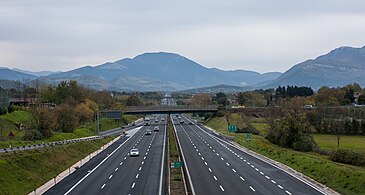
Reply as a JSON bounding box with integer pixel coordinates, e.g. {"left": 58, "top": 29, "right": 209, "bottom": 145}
{"left": 145, "top": 129, "right": 152, "bottom": 135}
{"left": 161, "top": 118, "right": 165, "bottom": 121}
{"left": 130, "top": 148, "right": 139, "bottom": 156}
{"left": 154, "top": 126, "right": 159, "bottom": 131}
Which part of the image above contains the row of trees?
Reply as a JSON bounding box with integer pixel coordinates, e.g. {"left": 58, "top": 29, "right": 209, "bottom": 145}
{"left": 27, "top": 81, "right": 113, "bottom": 139}
{"left": 275, "top": 86, "right": 314, "bottom": 99}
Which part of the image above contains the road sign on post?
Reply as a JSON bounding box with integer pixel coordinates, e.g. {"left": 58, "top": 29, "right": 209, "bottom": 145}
{"left": 246, "top": 133, "right": 251, "bottom": 141}
{"left": 228, "top": 125, "right": 237, "bottom": 133}
{"left": 171, "top": 161, "right": 183, "bottom": 168}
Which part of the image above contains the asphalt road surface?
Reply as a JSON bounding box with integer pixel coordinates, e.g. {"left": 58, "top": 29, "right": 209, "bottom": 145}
{"left": 172, "top": 114, "right": 324, "bottom": 195}
{"left": 45, "top": 115, "right": 167, "bottom": 195}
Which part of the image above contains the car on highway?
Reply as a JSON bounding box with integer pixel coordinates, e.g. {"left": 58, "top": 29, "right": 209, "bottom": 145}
{"left": 161, "top": 118, "right": 165, "bottom": 121}
{"left": 145, "top": 129, "right": 152, "bottom": 135}
{"left": 188, "top": 121, "right": 193, "bottom": 125}
{"left": 180, "top": 120, "right": 185, "bottom": 124}
{"left": 130, "top": 148, "right": 139, "bottom": 157}
{"left": 154, "top": 119, "right": 159, "bottom": 123}
{"left": 145, "top": 122, "right": 150, "bottom": 126}
{"left": 154, "top": 126, "right": 159, "bottom": 131}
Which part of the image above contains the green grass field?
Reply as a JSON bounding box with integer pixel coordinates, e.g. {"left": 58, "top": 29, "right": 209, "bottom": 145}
{"left": 205, "top": 117, "right": 365, "bottom": 195}
{"left": 0, "top": 137, "right": 114, "bottom": 195}
{"left": 251, "top": 123, "right": 270, "bottom": 136}
{"left": 313, "top": 134, "right": 365, "bottom": 154}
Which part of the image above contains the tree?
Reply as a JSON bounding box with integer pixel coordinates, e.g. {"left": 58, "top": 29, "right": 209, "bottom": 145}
{"left": 75, "top": 101, "right": 95, "bottom": 123}
{"left": 358, "top": 95, "right": 365, "bottom": 105}
{"left": 126, "top": 95, "right": 142, "bottom": 106}
{"left": 30, "top": 108, "right": 55, "bottom": 138}
{"left": 54, "top": 104, "right": 78, "bottom": 132}
{"left": 267, "top": 113, "right": 316, "bottom": 151}
{"left": 191, "top": 94, "right": 211, "bottom": 106}
{"left": 237, "top": 92, "right": 245, "bottom": 106}
{"left": 344, "top": 89, "right": 355, "bottom": 104}
{"left": 215, "top": 92, "right": 227, "bottom": 106}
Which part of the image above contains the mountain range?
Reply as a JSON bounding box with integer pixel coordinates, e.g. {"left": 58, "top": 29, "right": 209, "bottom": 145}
{"left": 0, "top": 45, "right": 364, "bottom": 91}
{"left": 39, "top": 52, "right": 281, "bottom": 91}
{"left": 260, "top": 45, "right": 365, "bottom": 89}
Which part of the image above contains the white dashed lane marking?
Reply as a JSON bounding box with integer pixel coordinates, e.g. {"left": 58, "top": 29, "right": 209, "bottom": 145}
{"left": 101, "top": 183, "right": 106, "bottom": 189}
{"left": 250, "top": 186, "right": 256, "bottom": 192}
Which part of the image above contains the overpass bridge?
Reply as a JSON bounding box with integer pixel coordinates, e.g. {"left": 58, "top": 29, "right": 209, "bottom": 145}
{"left": 124, "top": 105, "right": 218, "bottom": 115}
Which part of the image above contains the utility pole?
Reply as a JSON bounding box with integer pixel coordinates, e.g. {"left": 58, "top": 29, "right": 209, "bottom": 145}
{"left": 97, "top": 110, "right": 100, "bottom": 135}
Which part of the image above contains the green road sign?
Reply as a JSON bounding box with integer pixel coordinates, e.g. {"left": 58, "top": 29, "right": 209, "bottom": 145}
{"left": 246, "top": 133, "right": 251, "bottom": 141}
{"left": 228, "top": 125, "right": 237, "bottom": 133}
{"left": 171, "top": 161, "right": 183, "bottom": 168}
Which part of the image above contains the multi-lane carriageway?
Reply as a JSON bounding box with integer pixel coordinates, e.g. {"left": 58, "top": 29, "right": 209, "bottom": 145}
{"left": 46, "top": 114, "right": 326, "bottom": 195}
{"left": 46, "top": 115, "right": 168, "bottom": 195}
{"left": 173, "top": 115, "right": 324, "bottom": 195}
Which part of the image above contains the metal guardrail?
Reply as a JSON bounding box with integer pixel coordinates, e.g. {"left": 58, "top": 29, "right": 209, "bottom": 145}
{"left": 0, "top": 136, "right": 105, "bottom": 154}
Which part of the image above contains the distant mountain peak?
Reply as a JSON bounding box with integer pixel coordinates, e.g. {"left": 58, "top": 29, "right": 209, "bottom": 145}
{"left": 262, "top": 44, "right": 365, "bottom": 89}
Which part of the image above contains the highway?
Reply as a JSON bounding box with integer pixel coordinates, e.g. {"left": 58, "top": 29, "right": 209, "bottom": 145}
{"left": 173, "top": 115, "right": 324, "bottom": 195}
{"left": 45, "top": 115, "right": 167, "bottom": 195}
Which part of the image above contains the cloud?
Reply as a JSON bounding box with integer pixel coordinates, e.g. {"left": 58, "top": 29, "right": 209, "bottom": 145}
{"left": 0, "top": 0, "right": 364, "bottom": 72}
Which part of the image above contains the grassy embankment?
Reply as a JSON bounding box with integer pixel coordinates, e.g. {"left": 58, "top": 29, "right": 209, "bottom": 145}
{"left": 206, "top": 116, "right": 365, "bottom": 195}
{"left": 0, "top": 137, "right": 114, "bottom": 195}
{"left": 0, "top": 111, "right": 139, "bottom": 148}
{"left": 313, "top": 134, "right": 365, "bottom": 155}
{"left": 168, "top": 118, "right": 185, "bottom": 195}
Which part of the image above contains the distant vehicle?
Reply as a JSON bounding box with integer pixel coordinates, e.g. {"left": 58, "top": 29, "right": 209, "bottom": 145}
{"left": 145, "top": 122, "right": 150, "bottom": 126}
{"left": 145, "top": 129, "right": 152, "bottom": 135}
{"left": 188, "top": 121, "right": 193, "bottom": 125}
{"left": 161, "top": 118, "right": 165, "bottom": 121}
{"left": 144, "top": 117, "right": 150, "bottom": 121}
{"left": 180, "top": 120, "right": 185, "bottom": 124}
{"left": 130, "top": 148, "right": 139, "bottom": 156}
{"left": 155, "top": 119, "right": 159, "bottom": 123}
{"left": 303, "top": 105, "right": 314, "bottom": 108}
{"left": 154, "top": 126, "right": 159, "bottom": 131}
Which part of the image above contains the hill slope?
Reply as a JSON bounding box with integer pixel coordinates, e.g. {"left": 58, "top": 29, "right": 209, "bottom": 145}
{"left": 262, "top": 46, "right": 365, "bottom": 89}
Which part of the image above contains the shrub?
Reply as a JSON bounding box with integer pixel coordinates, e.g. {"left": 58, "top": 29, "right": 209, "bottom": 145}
{"left": 330, "top": 149, "right": 365, "bottom": 166}
{"left": 23, "top": 129, "right": 43, "bottom": 141}
{"left": 216, "top": 110, "right": 226, "bottom": 117}
{"left": 292, "top": 134, "right": 316, "bottom": 152}
{"left": 238, "top": 124, "right": 260, "bottom": 135}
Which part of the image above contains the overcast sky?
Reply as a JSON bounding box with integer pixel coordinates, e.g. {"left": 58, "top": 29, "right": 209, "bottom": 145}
{"left": 1, "top": 0, "right": 365, "bottom": 73}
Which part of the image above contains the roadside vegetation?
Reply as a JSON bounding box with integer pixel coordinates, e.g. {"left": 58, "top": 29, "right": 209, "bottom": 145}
{"left": 0, "top": 137, "right": 114, "bottom": 195}
{"left": 205, "top": 115, "right": 365, "bottom": 194}
{"left": 168, "top": 118, "right": 185, "bottom": 195}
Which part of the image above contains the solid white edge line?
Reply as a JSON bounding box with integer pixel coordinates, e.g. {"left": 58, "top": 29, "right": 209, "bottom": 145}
{"left": 186, "top": 117, "right": 327, "bottom": 195}
{"left": 65, "top": 126, "right": 142, "bottom": 195}
{"left": 172, "top": 115, "right": 196, "bottom": 195}
{"left": 158, "top": 116, "right": 167, "bottom": 195}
